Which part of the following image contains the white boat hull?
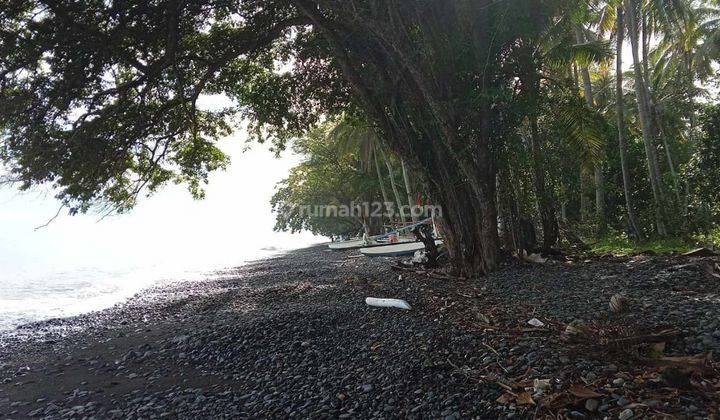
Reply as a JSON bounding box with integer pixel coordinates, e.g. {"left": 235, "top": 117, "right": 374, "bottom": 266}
{"left": 327, "top": 239, "right": 366, "bottom": 250}
{"left": 360, "top": 240, "right": 443, "bottom": 257}
{"left": 328, "top": 238, "right": 415, "bottom": 250}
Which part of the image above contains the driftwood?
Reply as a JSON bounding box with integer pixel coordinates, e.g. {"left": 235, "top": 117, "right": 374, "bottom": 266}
{"left": 603, "top": 328, "right": 682, "bottom": 347}
{"left": 683, "top": 247, "right": 719, "bottom": 257}
{"left": 564, "top": 324, "right": 682, "bottom": 353}
{"left": 702, "top": 261, "right": 720, "bottom": 279}
{"left": 391, "top": 263, "right": 414, "bottom": 271}
{"left": 638, "top": 352, "right": 714, "bottom": 374}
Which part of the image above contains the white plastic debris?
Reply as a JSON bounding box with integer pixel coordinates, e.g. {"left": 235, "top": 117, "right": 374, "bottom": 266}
{"left": 411, "top": 250, "right": 428, "bottom": 264}
{"left": 527, "top": 318, "right": 545, "bottom": 327}
{"left": 521, "top": 250, "right": 547, "bottom": 264}
{"left": 533, "top": 378, "right": 551, "bottom": 393}
{"left": 365, "top": 297, "right": 412, "bottom": 310}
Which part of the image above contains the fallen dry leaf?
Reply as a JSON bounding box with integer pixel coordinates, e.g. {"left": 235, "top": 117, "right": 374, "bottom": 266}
{"left": 496, "top": 393, "right": 514, "bottom": 404}
{"left": 515, "top": 391, "right": 535, "bottom": 405}
{"left": 648, "top": 341, "right": 666, "bottom": 358}
{"left": 568, "top": 384, "right": 604, "bottom": 399}
{"left": 539, "top": 392, "right": 573, "bottom": 410}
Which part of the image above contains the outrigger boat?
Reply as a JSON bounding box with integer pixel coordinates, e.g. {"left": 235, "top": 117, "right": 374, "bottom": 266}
{"left": 327, "top": 239, "right": 369, "bottom": 250}
{"left": 327, "top": 236, "right": 414, "bottom": 250}
{"left": 327, "top": 218, "right": 432, "bottom": 251}
{"left": 360, "top": 239, "right": 444, "bottom": 257}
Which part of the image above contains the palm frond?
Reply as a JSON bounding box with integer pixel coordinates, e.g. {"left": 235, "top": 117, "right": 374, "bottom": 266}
{"left": 598, "top": 4, "right": 618, "bottom": 36}
{"left": 553, "top": 97, "right": 608, "bottom": 171}
{"left": 546, "top": 39, "right": 614, "bottom": 67}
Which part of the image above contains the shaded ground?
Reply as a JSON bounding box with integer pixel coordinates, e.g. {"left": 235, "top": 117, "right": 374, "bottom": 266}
{"left": 0, "top": 246, "right": 718, "bottom": 419}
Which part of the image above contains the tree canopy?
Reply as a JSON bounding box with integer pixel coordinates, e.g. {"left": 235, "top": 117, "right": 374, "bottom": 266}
{"left": 2, "top": 0, "right": 720, "bottom": 276}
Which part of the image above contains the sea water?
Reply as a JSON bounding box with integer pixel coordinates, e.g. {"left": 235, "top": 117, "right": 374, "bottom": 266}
{"left": 0, "top": 248, "right": 286, "bottom": 332}
{"left": 0, "top": 137, "right": 320, "bottom": 332}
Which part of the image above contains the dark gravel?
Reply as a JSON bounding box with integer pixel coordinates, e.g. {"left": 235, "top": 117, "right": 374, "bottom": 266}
{"left": 0, "top": 246, "right": 718, "bottom": 419}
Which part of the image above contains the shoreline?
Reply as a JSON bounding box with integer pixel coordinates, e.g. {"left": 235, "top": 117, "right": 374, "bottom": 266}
{"left": 0, "top": 247, "right": 298, "bottom": 338}
{"left": 1, "top": 246, "right": 719, "bottom": 418}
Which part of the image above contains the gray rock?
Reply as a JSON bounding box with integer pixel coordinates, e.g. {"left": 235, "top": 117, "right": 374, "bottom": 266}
{"left": 619, "top": 408, "right": 633, "bottom": 420}
{"left": 27, "top": 408, "right": 44, "bottom": 417}
{"left": 585, "top": 399, "right": 599, "bottom": 412}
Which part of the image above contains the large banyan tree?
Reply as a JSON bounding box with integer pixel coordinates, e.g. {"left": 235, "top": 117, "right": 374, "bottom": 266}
{"left": 1, "top": 0, "right": 564, "bottom": 276}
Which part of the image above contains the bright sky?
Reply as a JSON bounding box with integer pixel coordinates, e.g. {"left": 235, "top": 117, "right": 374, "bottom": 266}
{"left": 0, "top": 127, "right": 320, "bottom": 277}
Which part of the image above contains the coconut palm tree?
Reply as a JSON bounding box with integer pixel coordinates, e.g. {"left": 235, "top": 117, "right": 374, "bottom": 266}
{"left": 615, "top": 5, "right": 645, "bottom": 240}
{"left": 400, "top": 158, "right": 418, "bottom": 222}
{"left": 331, "top": 117, "right": 409, "bottom": 224}
{"left": 574, "top": 24, "right": 608, "bottom": 234}
{"left": 624, "top": 0, "right": 669, "bottom": 235}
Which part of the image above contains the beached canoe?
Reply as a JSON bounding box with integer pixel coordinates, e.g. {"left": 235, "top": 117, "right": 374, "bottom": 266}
{"left": 359, "top": 240, "right": 443, "bottom": 257}
{"left": 328, "top": 239, "right": 367, "bottom": 250}
{"left": 328, "top": 238, "right": 416, "bottom": 251}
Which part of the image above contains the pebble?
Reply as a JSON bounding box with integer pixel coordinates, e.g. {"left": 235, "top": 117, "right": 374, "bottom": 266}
{"left": 1, "top": 246, "right": 717, "bottom": 418}
{"left": 619, "top": 408, "right": 634, "bottom": 420}
{"left": 584, "top": 399, "right": 599, "bottom": 412}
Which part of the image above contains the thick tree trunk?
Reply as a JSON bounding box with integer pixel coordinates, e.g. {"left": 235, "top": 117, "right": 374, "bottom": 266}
{"left": 574, "top": 26, "right": 606, "bottom": 234}
{"left": 295, "top": 0, "right": 500, "bottom": 276}
{"left": 624, "top": 0, "right": 667, "bottom": 236}
{"left": 422, "top": 138, "right": 500, "bottom": 277}
{"left": 400, "top": 158, "right": 418, "bottom": 222}
{"left": 615, "top": 7, "right": 645, "bottom": 241}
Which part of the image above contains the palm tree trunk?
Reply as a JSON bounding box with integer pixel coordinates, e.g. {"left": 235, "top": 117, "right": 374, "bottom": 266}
{"left": 616, "top": 7, "right": 644, "bottom": 241}
{"left": 529, "top": 115, "right": 559, "bottom": 250}
{"left": 624, "top": 0, "right": 668, "bottom": 236}
{"left": 574, "top": 26, "right": 606, "bottom": 234}
{"left": 400, "top": 158, "right": 418, "bottom": 222}
{"left": 652, "top": 106, "right": 683, "bottom": 208}
{"left": 572, "top": 63, "right": 590, "bottom": 221}
{"left": 373, "top": 150, "right": 391, "bottom": 221}
{"left": 380, "top": 148, "right": 408, "bottom": 224}
{"left": 593, "top": 167, "right": 606, "bottom": 233}
{"left": 580, "top": 172, "right": 590, "bottom": 221}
